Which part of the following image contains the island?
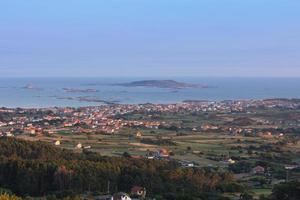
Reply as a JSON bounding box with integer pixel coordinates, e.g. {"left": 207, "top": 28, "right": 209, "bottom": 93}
{"left": 113, "top": 80, "right": 205, "bottom": 89}
{"left": 63, "top": 88, "right": 99, "bottom": 93}
{"left": 22, "top": 84, "right": 42, "bottom": 91}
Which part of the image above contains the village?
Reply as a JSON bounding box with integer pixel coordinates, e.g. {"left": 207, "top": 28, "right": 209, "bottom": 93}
{"left": 0, "top": 99, "right": 300, "bottom": 199}
{"left": 1, "top": 98, "right": 299, "bottom": 137}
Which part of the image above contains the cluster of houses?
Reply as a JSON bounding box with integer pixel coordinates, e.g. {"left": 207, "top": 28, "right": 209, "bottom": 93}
{"left": 0, "top": 99, "right": 299, "bottom": 138}
{"left": 0, "top": 105, "right": 170, "bottom": 138}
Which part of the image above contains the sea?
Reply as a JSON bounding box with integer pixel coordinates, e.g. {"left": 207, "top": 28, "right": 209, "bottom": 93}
{"left": 0, "top": 77, "right": 299, "bottom": 108}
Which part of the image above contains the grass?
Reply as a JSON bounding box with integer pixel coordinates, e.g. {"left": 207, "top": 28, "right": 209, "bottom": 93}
{"left": 251, "top": 188, "right": 272, "bottom": 197}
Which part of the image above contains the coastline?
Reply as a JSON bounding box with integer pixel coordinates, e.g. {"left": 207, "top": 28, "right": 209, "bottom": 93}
{"left": 1, "top": 98, "right": 299, "bottom": 109}
{"left": 1, "top": 77, "right": 300, "bottom": 108}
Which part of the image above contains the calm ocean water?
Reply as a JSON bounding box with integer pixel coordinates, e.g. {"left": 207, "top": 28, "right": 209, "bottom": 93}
{"left": 0, "top": 77, "right": 299, "bottom": 108}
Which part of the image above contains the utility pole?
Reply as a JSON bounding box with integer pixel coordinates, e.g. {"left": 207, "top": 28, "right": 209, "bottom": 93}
{"left": 285, "top": 165, "right": 296, "bottom": 182}
{"left": 107, "top": 180, "right": 110, "bottom": 194}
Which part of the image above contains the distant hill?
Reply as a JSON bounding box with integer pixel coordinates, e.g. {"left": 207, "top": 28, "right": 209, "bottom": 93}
{"left": 113, "top": 80, "right": 203, "bottom": 89}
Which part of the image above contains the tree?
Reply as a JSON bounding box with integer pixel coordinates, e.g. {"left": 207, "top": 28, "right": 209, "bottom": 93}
{"left": 54, "top": 165, "right": 73, "bottom": 190}
{"left": 240, "top": 193, "right": 253, "bottom": 200}
{"left": 270, "top": 181, "right": 300, "bottom": 200}
{"left": 122, "top": 151, "right": 131, "bottom": 158}
{"left": 0, "top": 193, "right": 22, "bottom": 200}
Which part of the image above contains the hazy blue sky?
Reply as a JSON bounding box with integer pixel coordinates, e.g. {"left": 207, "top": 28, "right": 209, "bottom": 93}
{"left": 1, "top": 0, "right": 300, "bottom": 77}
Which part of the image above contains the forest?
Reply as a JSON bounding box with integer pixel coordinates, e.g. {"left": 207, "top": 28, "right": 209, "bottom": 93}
{"left": 0, "top": 137, "right": 236, "bottom": 200}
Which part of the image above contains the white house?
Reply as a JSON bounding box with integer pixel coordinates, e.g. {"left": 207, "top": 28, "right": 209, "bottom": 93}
{"left": 113, "top": 192, "right": 131, "bottom": 200}
{"left": 76, "top": 143, "right": 82, "bottom": 149}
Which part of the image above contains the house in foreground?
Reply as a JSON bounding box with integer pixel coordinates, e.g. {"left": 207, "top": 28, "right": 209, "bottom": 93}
{"left": 113, "top": 192, "right": 131, "bottom": 200}
{"left": 131, "top": 186, "right": 146, "bottom": 199}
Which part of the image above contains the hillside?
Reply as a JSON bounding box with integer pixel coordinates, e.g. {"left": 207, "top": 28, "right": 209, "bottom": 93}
{"left": 0, "top": 137, "right": 233, "bottom": 199}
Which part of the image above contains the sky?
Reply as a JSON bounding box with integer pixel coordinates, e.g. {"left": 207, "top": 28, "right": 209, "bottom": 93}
{"left": 0, "top": 0, "right": 300, "bottom": 77}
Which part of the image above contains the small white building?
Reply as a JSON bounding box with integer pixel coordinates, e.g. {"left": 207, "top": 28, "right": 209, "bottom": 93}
{"left": 76, "top": 143, "right": 82, "bottom": 149}
{"left": 227, "top": 158, "right": 236, "bottom": 164}
{"left": 5, "top": 132, "right": 14, "bottom": 137}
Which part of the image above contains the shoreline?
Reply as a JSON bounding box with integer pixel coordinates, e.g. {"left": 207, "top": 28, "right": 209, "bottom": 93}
{"left": 1, "top": 98, "right": 299, "bottom": 109}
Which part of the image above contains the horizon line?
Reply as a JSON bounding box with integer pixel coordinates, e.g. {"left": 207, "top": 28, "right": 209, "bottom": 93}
{"left": 1, "top": 76, "right": 300, "bottom": 78}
